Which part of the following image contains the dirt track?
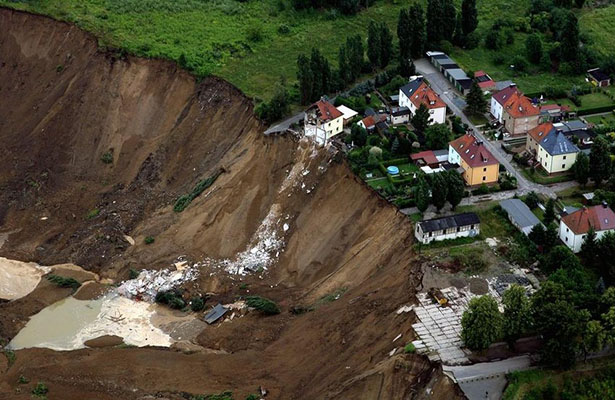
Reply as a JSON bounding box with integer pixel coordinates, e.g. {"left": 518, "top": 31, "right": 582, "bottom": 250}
{"left": 0, "top": 8, "right": 463, "bottom": 399}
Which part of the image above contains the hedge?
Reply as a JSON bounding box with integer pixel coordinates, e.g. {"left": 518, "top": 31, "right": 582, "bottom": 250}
{"left": 577, "top": 105, "right": 615, "bottom": 116}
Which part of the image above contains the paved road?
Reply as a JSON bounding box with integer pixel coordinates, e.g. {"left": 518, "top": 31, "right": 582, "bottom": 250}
{"left": 414, "top": 59, "right": 565, "bottom": 199}
{"left": 443, "top": 355, "right": 533, "bottom": 400}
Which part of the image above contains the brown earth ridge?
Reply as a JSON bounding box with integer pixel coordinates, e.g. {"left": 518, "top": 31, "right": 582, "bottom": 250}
{"left": 0, "top": 8, "right": 463, "bottom": 400}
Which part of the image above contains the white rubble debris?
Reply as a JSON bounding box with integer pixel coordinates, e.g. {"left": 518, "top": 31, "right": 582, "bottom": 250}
{"left": 117, "top": 261, "right": 199, "bottom": 301}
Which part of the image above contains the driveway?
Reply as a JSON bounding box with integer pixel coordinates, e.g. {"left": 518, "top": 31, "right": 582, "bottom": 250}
{"left": 414, "top": 59, "right": 567, "bottom": 199}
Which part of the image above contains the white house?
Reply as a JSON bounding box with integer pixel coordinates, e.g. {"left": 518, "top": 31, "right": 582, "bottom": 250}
{"left": 399, "top": 77, "right": 446, "bottom": 125}
{"left": 490, "top": 84, "right": 519, "bottom": 122}
{"left": 536, "top": 130, "right": 579, "bottom": 174}
{"left": 389, "top": 106, "right": 410, "bottom": 125}
{"left": 304, "top": 99, "right": 344, "bottom": 145}
{"left": 559, "top": 204, "right": 615, "bottom": 253}
{"left": 415, "top": 213, "right": 480, "bottom": 244}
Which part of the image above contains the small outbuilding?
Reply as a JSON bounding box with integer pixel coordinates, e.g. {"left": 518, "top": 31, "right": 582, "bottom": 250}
{"left": 415, "top": 213, "right": 480, "bottom": 244}
{"left": 500, "top": 199, "right": 543, "bottom": 236}
{"left": 587, "top": 68, "right": 611, "bottom": 87}
{"left": 204, "top": 304, "right": 228, "bottom": 324}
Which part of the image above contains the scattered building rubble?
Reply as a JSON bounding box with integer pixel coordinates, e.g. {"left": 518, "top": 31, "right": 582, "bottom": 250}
{"left": 117, "top": 259, "right": 199, "bottom": 301}
{"left": 204, "top": 304, "right": 228, "bottom": 324}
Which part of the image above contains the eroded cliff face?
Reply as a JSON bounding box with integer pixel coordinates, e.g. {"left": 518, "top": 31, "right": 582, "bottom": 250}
{"left": 0, "top": 9, "right": 463, "bottom": 400}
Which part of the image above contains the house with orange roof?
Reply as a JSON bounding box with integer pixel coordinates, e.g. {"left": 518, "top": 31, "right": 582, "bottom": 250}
{"left": 490, "top": 84, "right": 520, "bottom": 122}
{"left": 526, "top": 122, "right": 554, "bottom": 154}
{"left": 502, "top": 92, "right": 540, "bottom": 135}
{"left": 304, "top": 99, "right": 344, "bottom": 145}
{"left": 448, "top": 134, "right": 500, "bottom": 186}
{"left": 559, "top": 203, "right": 615, "bottom": 252}
{"left": 399, "top": 77, "right": 447, "bottom": 125}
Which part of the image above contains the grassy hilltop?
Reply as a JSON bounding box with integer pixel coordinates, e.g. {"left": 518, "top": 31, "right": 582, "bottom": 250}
{"left": 1, "top": 0, "right": 614, "bottom": 101}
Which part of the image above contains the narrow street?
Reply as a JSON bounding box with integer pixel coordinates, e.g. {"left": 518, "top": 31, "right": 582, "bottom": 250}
{"left": 414, "top": 59, "right": 564, "bottom": 199}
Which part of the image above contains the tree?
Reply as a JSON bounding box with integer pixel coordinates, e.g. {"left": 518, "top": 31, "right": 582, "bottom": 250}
{"left": 255, "top": 82, "right": 290, "bottom": 124}
{"left": 465, "top": 80, "right": 487, "bottom": 116}
{"left": 453, "top": 13, "right": 465, "bottom": 46}
{"left": 461, "top": 295, "right": 503, "bottom": 350}
{"left": 367, "top": 21, "right": 381, "bottom": 69}
{"left": 583, "top": 320, "right": 606, "bottom": 358}
{"left": 379, "top": 23, "right": 393, "bottom": 68}
{"left": 590, "top": 136, "right": 611, "bottom": 185}
{"left": 561, "top": 12, "right": 580, "bottom": 62}
{"left": 528, "top": 223, "right": 547, "bottom": 247}
{"left": 441, "top": 0, "right": 457, "bottom": 41}
{"left": 346, "top": 35, "right": 364, "bottom": 82}
{"left": 461, "top": 0, "right": 478, "bottom": 36}
{"left": 524, "top": 191, "right": 540, "bottom": 209}
{"left": 446, "top": 171, "right": 465, "bottom": 209}
{"left": 350, "top": 124, "right": 367, "bottom": 146}
{"left": 414, "top": 176, "right": 431, "bottom": 212}
{"left": 310, "top": 47, "right": 331, "bottom": 101}
{"left": 542, "top": 245, "right": 581, "bottom": 273}
{"left": 525, "top": 33, "right": 543, "bottom": 64}
{"left": 502, "top": 285, "right": 532, "bottom": 348}
{"left": 297, "top": 54, "right": 313, "bottom": 105}
{"left": 543, "top": 223, "right": 559, "bottom": 252}
{"left": 431, "top": 173, "right": 448, "bottom": 210}
{"left": 543, "top": 198, "right": 556, "bottom": 225}
{"left": 581, "top": 227, "right": 599, "bottom": 270}
{"left": 572, "top": 151, "right": 590, "bottom": 186}
{"left": 597, "top": 232, "right": 615, "bottom": 283}
{"left": 408, "top": 4, "right": 427, "bottom": 58}
{"left": 426, "top": 0, "right": 443, "bottom": 44}
{"left": 338, "top": 45, "right": 350, "bottom": 85}
{"left": 397, "top": 9, "right": 411, "bottom": 62}
{"left": 398, "top": 56, "right": 415, "bottom": 78}
{"left": 425, "top": 124, "right": 453, "bottom": 150}
{"left": 411, "top": 104, "right": 430, "bottom": 135}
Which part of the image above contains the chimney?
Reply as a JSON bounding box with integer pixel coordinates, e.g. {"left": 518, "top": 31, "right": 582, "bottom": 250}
{"left": 603, "top": 201, "right": 608, "bottom": 208}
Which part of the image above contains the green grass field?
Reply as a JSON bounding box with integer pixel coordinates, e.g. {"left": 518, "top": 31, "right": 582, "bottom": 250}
{"left": 1, "top": 0, "right": 614, "bottom": 102}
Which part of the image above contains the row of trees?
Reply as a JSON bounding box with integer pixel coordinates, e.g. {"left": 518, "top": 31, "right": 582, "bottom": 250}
{"left": 291, "top": 0, "right": 375, "bottom": 15}
{"left": 414, "top": 170, "right": 465, "bottom": 212}
{"left": 572, "top": 136, "right": 612, "bottom": 186}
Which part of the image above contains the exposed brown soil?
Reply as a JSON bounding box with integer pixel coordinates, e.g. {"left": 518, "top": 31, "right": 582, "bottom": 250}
{"left": 0, "top": 8, "right": 464, "bottom": 400}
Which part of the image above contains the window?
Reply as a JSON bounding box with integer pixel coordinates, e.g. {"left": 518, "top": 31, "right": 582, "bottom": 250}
{"left": 483, "top": 167, "right": 487, "bottom": 172}
{"left": 563, "top": 156, "right": 567, "bottom": 160}
{"left": 562, "top": 164, "right": 565, "bottom": 169}
{"left": 483, "top": 176, "right": 486, "bottom": 181}
{"left": 565, "top": 237, "right": 568, "bottom": 242}
{"left": 566, "top": 228, "right": 569, "bottom": 232}
{"left": 471, "top": 224, "right": 475, "bottom": 229}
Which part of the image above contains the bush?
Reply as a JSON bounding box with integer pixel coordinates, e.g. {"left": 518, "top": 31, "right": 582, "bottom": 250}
{"left": 144, "top": 236, "right": 155, "bottom": 245}
{"left": 32, "top": 382, "right": 49, "bottom": 397}
{"left": 246, "top": 296, "right": 280, "bottom": 315}
{"left": 472, "top": 184, "right": 490, "bottom": 195}
{"left": 404, "top": 343, "right": 416, "bottom": 353}
{"left": 174, "top": 170, "right": 223, "bottom": 212}
{"left": 128, "top": 268, "right": 140, "bottom": 279}
{"left": 85, "top": 208, "right": 100, "bottom": 219}
{"left": 190, "top": 296, "right": 205, "bottom": 312}
{"left": 246, "top": 26, "right": 263, "bottom": 42}
{"left": 155, "top": 289, "right": 186, "bottom": 309}
{"left": 101, "top": 151, "right": 113, "bottom": 164}
{"left": 47, "top": 274, "right": 81, "bottom": 290}
{"left": 277, "top": 24, "right": 290, "bottom": 34}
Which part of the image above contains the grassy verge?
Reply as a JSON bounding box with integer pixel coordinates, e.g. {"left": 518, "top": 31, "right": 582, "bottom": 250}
{"left": 520, "top": 168, "right": 573, "bottom": 185}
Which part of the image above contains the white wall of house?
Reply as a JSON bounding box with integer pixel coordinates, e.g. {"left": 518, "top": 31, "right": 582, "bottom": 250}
{"left": 490, "top": 97, "right": 503, "bottom": 122}
{"left": 324, "top": 116, "right": 344, "bottom": 140}
{"left": 537, "top": 147, "right": 577, "bottom": 174}
{"left": 415, "top": 223, "right": 480, "bottom": 244}
{"left": 448, "top": 145, "right": 461, "bottom": 166}
{"left": 428, "top": 107, "right": 446, "bottom": 125}
{"left": 390, "top": 114, "right": 409, "bottom": 125}
{"left": 559, "top": 221, "right": 613, "bottom": 253}
{"left": 399, "top": 89, "right": 414, "bottom": 112}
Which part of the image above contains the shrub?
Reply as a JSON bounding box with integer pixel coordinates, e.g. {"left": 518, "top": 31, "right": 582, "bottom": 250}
{"left": 155, "top": 290, "right": 186, "bottom": 309}
{"left": 246, "top": 26, "right": 263, "bottom": 42}
{"left": 101, "top": 151, "right": 113, "bottom": 164}
{"left": 190, "top": 296, "right": 205, "bottom": 312}
{"left": 18, "top": 375, "right": 29, "bottom": 384}
{"left": 47, "top": 274, "right": 81, "bottom": 290}
{"left": 246, "top": 296, "right": 280, "bottom": 315}
{"left": 472, "top": 184, "right": 490, "bottom": 195}
{"left": 3, "top": 349, "right": 15, "bottom": 366}
{"left": 277, "top": 24, "right": 290, "bottom": 34}
{"left": 32, "top": 382, "right": 49, "bottom": 397}
{"left": 85, "top": 208, "right": 100, "bottom": 219}
{"left": 128, "top": 268, "right": 139, "bottom": 279}
{"left": 404, "top": 343, "right": 416, "bottom": 353}
{"left": 174, "top": 170, "right": 223, "bottom": 212}
{"left": 144, "top": 236, "right": 155, "bottom": 245}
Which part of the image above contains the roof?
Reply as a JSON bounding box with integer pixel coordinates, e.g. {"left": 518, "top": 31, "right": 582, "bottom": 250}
{"left": 408, "top": 82, "right": 446, "bottom": 110}
{"left": 312, "top": 100, "right": 342, "bottom": 121}
{"left": 360, "top": 114, "right": 387, "bottom": 129}
{"left": 475, "top": 71, "right": 495, "bottom": 89}
{"left": 539, "top": 130, "right": 579, "bottom": 156}
{"left": 503, "top": 92, "right": 540, "bottom": 118}
{"left": 434, "top": 56, "right": 456, "bottom": 65}
{"left": 458, "top": 79, "right": 473, "bottom": 90}
{"left": 418, "top": 213, "right": 480, "bottom": 233}
{"left": 336, "top": 105, "right": 358, "bottom": 120}
{"left": 561, "top": 204, "right": 615, "bottom": 234}
{"left": 447, "top": 68, "right": 470, "bottom": 81}
{"left": 426, "top": 51, "right": 446, "bottom": 57}
{"left": 588, "top": 68, "right": 610, "bottom": 82}
{"left": 204, "top": 304, "right": 228, "bottom": 324}
{"left": 400, "top": 78, "right": 425, "bottom": 100}
{"left": 500, "top": 199, "right": 542, "bottom": 232}
{"left": 449, "top": 134, "right": 499, "bottom": 168}
{"left": 492, "top": 85, "right": 520, "bottom": 106}
{"left": 411, "top": 150, "right": 439, "bottom": 165}
{"left": 528, "top": 122, "right": 554, "bottom": 144}
{"left": 556, "top": 120, "right": 588, "bottom": 132}
{"left": 391, "top": 106, "right": 410, "bottom": 116}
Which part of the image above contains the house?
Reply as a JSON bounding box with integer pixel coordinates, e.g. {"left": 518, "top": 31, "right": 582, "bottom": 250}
{"left": 539, "top": 104, "right": 570, "bottom": 123}
{"left": 474, "top": 70, "right": 496, "bottom": 91}
{"left": 448, "top": 134, "right": 500, "bottom": 186}
{"left": 559, "top": 203, "right": 615, "bottom": 253}
{"left": 358, "top": 113, "right": 388, "bottom": 132}
{"left": 399, "top": 77, "right": 447, "bottom": 125}
{"left": 502, "top": 92, "right": 540, "bottom": 135}
{"left": 587, "top": 68, "right": 611, "bottom": 87}
{"left": 336, "top": 105, "right": 358, "bottom": 126}
{"left": 526, "top": 122, "right": 554, "bottom": 154}
{"left": 500, "top": 199, "right": 543, "bottom": 236}
{"left": 415, "top": 212, "right": 480, "bottom": 244}
{"left": 304, "top": 99, "right": 344, "bottom": 145}
{"left": 536, "top": 129, "right": 579, "bottom": 174}
{"left": 490, "top": 84, "right": 520, "bottom": 122}
{"left": 389, "top": 106, "right": 411, "bottom": 125}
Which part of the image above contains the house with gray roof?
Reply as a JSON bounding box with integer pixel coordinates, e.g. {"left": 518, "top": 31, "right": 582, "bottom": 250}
{"left": 500, "top": 199, "right": 543, "bottom": 236}
{"left": 415, "top": 213, "right": 480, "bottom": 244}
{"left": 536, "top": 130, "right": 580, "bottom": 174}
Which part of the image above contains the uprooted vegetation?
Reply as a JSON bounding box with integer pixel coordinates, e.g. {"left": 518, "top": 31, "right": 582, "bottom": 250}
{"left": 174, "top": 169, "right": 223, "bottom": 213}
{"left": 46, "top": 275, "right": 81, "bottom": 290}
{"left": 245, "top": 296, "right": 280, "bottom": 315}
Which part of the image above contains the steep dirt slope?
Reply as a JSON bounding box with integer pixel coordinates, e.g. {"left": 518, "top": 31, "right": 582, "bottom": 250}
{"left": 0, "top": 9, "right": 463, "bottom": 399}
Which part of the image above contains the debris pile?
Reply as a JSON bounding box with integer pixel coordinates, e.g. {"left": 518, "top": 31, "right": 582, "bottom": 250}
{"left": 117, "top": 260, "right": 199, "bottom": 301}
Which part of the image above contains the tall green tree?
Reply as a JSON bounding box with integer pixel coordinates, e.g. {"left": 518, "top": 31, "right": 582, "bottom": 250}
{"left": 425, "top": 124, "right": 453, "bottom": 150}
{"left": 465, "top": 80, "right": 487, "bottom": 116}
{"left": 441, "top": 0, "right": 457, "bottom": 41}
{"left": 597, "top": 232, "right": 615, "bottom": 283}
{"left": 461, "top": 295, "right": 503, "bottom": 350}
{"left": 350, "top": 124, "right": 367, "bottom": 146}
{"left": 379, "top": 22, "right": 393, "bottom": 68}
{"left": 426, "top": 0, "right": 443, "bottom": 44}
{"left": 581, "top": 227, "right": 599, "bottom": 270}
{"left": 461, "top": 0, "right": 478, "bottom": 36}
{"left": 453, "top": 13, "right": 465, "bottom": 46}
{"left": 528, "top": 223, "right": 547, "bottom": 247}
{"left": 525, "top": 33, "right": 543, "bottom": 64}
{"left": 445, "top": 170, "right": 465, "bottom": 209}
{"left": 345, "top": 35, "right": 364, "bottom": 82}
{"left": 544, "top": 198, "right": 556, "bottom": 225}
{"left": 573, "top": 151, "right": 590, "bottom": 186}
{"left": 415, "top": 176, "right": 431, "bottom": 212}
{"left": 502, "top": 284, "right": 532, "bottom": 348}
{"left": 408, "top": 3, "right": 427, "bottom": 58}
{"left": 338, "top": 45, "right": 350, "bottom": 85}
{"left": 590, "top": 136, "right": 612, "bottom": 185}
{"left": 297, "top": 54, "right": 313, "bottom": 105}
{"left": 561, "top": 12, "right": 580, "bottom": 62}
{"left": 431, "top": 173, "right": 448, "bottom": 210}
{"left": 398, "top": 56, "right": 415, "bottom": 78}
{"left": 397, "top": 9, "right": 411, "bottom": 61}
{"left": 411, "top": 103, "right": 430, "bottom": 135}
{"left": 367, "top": 21, "right": 381, "bottom": 69}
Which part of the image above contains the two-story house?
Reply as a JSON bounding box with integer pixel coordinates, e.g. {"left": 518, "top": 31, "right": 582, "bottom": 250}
{"left": 399, "top": 77, "right": 447, "bottom": 125}
{"left": 559, "top": 204, "right": 615, "bottom": 253}
{"left": 448, "top": 133, "right": 499, "bottom": 186}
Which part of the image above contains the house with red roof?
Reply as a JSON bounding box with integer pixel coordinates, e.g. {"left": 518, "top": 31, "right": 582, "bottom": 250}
{"left": 304, "top": 99, "right": 344, "bottom": 145}
{"left": 399, "top": 77, "right": 447, "bottom": 125}
{"left": 559, "top": 203, "right": 615, "bottom": 252}
{"left": 490, "top": 84, "right": 520, "bottom": 122}
{"left": 502, "top": 92, "right": 540, "bottom": 135}
{"left": 474, "top": 71, "right": 495, "bottom": 91}
{"left": 526, "top": 122, "right": 554, "bottom": 154}
{"left": 448, "top": 133, "right": 500, "bottom": 186}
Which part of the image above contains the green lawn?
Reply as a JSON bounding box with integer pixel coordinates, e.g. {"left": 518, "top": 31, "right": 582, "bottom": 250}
{"left": 521, "top": 167, "right": 574, "bottom": 185}
{"left": 456, "top": 203, "right": 515, "bottom": 239}
{"left": 580, "top": 92, "right": 615, "bottom": 108}
{"left": 396, "top": 163, "right": 419, "bottom": 174}
{"left": 585, "top": 112, "right": 615, "bottom": 125}
{"left": 580, "top": 4, "right": 615, "bottom": 57}
{"left": 366, "top": 177, "right": 392, "bottom": 190}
